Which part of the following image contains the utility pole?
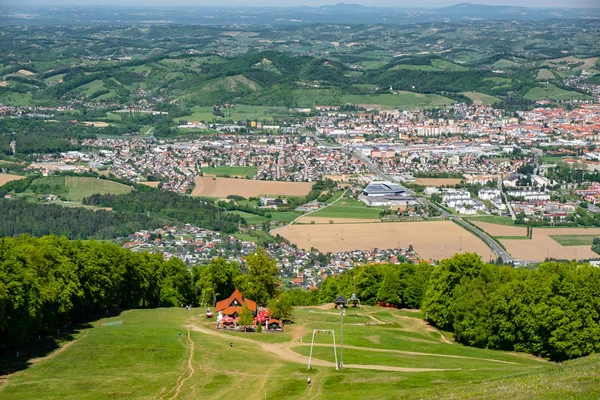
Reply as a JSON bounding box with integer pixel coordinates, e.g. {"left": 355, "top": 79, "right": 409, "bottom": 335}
{"left": 339, "top": 307, "right": 345, "bottom": 370}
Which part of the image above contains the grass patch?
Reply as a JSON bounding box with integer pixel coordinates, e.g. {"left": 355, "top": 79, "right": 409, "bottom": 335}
{"left": 461, "top": 91, "right": 500, "bottom": 105}
{"left": 4, "top": 306, "right": 596, "bottom": 400}
{"left": 549, "top": 235, "right": 598, "bottom": 246}
{"left": 202, "top": 166, "right": 258, "bottom": 178}
{"left": 341, "top": 92, "right": 454, "bottom": 110}
{"left": 29, "top": 176, "right": 133, "bottom": 202}
{"left": 466, "top": 216, "right": 515, "bottom": 226}
{"left": 525, "top": 83, "right": 593, "bottom": 101}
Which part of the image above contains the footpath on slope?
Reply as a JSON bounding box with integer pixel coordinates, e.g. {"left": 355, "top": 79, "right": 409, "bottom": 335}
{"left": 187, "top": 319, "right": 509, "bottom": 372}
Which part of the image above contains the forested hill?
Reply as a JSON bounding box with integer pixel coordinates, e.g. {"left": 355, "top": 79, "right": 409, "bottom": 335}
{"left": 0, "top": 199, "right": 167, "bottom": 239}
{"left": 83, "top": 191, "right": 244, "bottom": 234}
{"left": 320, "top": 253, "right": 600, "bottom": 362}
{"left": 0, "top": 191, "right": 245, "bottom": 239}
{"left": 0, "top": 235, "right": 194, "bottom": 347}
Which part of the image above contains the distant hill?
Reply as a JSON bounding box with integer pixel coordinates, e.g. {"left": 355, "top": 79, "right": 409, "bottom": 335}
{"left": 2, "top": 3, "right": 599, "bottom": 26}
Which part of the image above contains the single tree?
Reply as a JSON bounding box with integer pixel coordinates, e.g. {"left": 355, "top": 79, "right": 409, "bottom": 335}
{"left": 238, "top": 302, "right": 254, "bottom": 331}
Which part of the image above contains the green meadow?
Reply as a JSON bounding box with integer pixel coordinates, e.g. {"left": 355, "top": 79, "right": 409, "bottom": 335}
{"left": 202, "top": 166, "right": 258, "bottom": 178}
{"left": 2, "top": 306, "right": 598, "bottom": 399}
{"left": 28, "top": 176, "right": 133, "bottom": 202}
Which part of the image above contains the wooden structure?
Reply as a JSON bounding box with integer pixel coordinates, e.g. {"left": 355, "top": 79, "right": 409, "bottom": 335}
{"left": 334, "top": 294, "right": 347, "bottom": 309}
{"left": 215, "top": 289, "right": 257, "bottom": 318}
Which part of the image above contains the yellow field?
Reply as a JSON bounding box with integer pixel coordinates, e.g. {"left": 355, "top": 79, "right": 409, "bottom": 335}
{"left": 17, "top": 69, "right": 36, "bottom": 76}
{"left": 191, "top": 176, "right": 312, "bottom": 198}
{"left": 139, "top": 181, "right": 160, "bottom": 188}
{"left": 82, "top": 121, "right": 111, "bottom": 127}
{"left": 473, "top": 222, "right": 600, "bottom": 260}
{"left": 0, "top": 173, "right": 25, "bottom": 186}
{"left": 0, "top": 81, "right": 7, "bottom": 87}
{"left": 278, "top": 221, "right": 492, "bottom": 260}
{"left": 414, "top": 178, "right": 462, "bottom": 187}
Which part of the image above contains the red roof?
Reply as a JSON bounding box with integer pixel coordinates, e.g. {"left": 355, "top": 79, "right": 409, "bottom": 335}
{"left": 215, "top": 289, "right": 257, "bottom": 316}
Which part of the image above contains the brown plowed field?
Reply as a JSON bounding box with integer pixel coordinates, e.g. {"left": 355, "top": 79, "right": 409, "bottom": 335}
{"left": 191, "top": 177, "right": 312, "bottom": 198}
{"left": 414, "top": 178, "right": 462, "bottom": 186}
{"left": 278, "top": 221, "right": 492, "bottom": 260}
{"left": 473, "top": 221, "right": 600, "bottom": 260}
{"left": 0, "top": 173, "right": 25, "bottom": 186}
{"left": 139, "top": 181, "right": 160, "bottom": 188}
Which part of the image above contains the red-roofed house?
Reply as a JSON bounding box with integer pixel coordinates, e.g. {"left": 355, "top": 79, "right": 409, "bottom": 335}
{"left": 215, "top": 289, "right": 257, "bottom": 318}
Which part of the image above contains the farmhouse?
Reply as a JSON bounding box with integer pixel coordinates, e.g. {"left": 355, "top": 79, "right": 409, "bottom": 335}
{"left": 215, "top": 289, "right": 257, "bottom": 318}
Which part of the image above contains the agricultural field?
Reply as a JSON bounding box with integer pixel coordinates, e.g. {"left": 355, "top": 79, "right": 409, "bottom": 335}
{"left": 192, "top": 177, "right": 313, "bottom": 198}
{"left": 536, "top": 69, "right": 556, "bottom": 80}
{"left": 202, "top": 166, "right": 258, "bottom": 178}
{"left": 295, "top": 216, "right": 379, "bottom": 224}
{"left": 306, "top": 196, "right": 383, "bottom": 220}
{"left": 28, "top": 176, "right": 133, "bottom": 202}
{"left": 341, "top": 92, "right": 454, "bottom": 110}
{"left": 138, "top": 181, "right": 161, "bottom": 188}
{"left": 177, "top": 105, "right": 290, "bottom": 124}
{"left": 277, "top": 221, "right": 493, "bottom": 260}
{"left": 524, "top": 83, "right": 593, "bottom": 101}
{"left": 0, "top": 173, "right": 25, "bottom": 186}
{"left": 472, "top": 222, "right": 600, "bottom": 260}
{"left": 549, "top": 235, "right": 598, "bottom": 247}
{"left": 414, "top": 178, "right": 462, "bottom": 187}
{"left": 466, "top": 215, "right": 515, "bottom": 226}
{"left": 461, "top": 92, "right": 500, "bottom": 105}
{"left": 2, "top": 306, "right": 581, "bottom": 400}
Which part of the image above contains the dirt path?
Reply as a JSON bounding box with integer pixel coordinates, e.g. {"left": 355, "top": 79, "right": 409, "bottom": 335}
{"left": 303, "top": 343, "right": 518, "bottom": 365}
{"left": 161, "top": 328, "right": 196, "bottom": 400}
{"left": 425, "top": 325, "right": 453, "bottom": 345}
{"left": 270, "top": 190, "right": 347, "bottom": 234}
{"left": 188, "top": 323, "right": 467, "bottom": 373}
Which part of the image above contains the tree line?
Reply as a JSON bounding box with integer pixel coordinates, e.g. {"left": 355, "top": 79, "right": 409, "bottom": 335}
{"left": 0, "top": 199, "right": 168, "bottom": 239}
{"left": 422, "top": 253, "right": 600, "bottom": 361}
{"left": 82, "top": 191, "right": 245, "bottom": 234}
{"left": 0, "top": 235, "right": 193, "bottom": 347}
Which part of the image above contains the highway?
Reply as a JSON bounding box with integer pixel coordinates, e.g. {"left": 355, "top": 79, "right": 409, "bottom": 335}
{"left": 425, "top": 199, "right": 514, "bottom": 263}
{"left": 308, "top": 130, "right": 514, "bottom": 263}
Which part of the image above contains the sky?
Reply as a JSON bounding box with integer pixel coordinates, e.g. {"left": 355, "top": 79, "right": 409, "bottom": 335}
{"left": 4, "top": 0, "right": 600, "bottom": 8}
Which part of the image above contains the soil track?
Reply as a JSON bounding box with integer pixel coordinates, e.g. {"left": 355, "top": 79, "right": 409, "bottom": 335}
{"left": 162, "top": 328, "right": 197, "bottom": 400}
{"left": 188, "top": 322, "right": 490, "bottom": 372}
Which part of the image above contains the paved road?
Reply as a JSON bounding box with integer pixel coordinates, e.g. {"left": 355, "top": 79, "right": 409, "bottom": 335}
{"left": 498, "top": 177, "right": 516, "bottom": 221}
{"left": 425, "top": 199, "right": 514, "bottom": 263}
{"left": 307, "top": 130, "right": 514, "bottom": 263}
{"left": 269, "top": 189, "right": 347, "bottom": 235}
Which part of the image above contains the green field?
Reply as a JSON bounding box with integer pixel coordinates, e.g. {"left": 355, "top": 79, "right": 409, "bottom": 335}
{"left": 202, "top": 166, "right": 258, "bottom": 178}
{"left": 341, "top": 92, "right": 454, "bottom": 110}
{"left": 29, "top": 176, "right": 133, "bottom": 202}
{"left": 466, "top": 216, "right": 515, "bottom": 226}
{"left": 307, "top": 197, "right": 382, "bottom": 220}
{"left": 6, "top": 306, "right": 593, "bottom": 400}
{"left": 228, "top": 210, "right": 299, "bottom": 226}
{"left": 228, "top": 210, "right": 268, "bottom": 225}
{"left": 524, "top": 83, "right": 593, "bottom": 101}
{"left": 178, "top": 105, "right": 290, "bottom": 124}
{"left": 549, "top": 235, "right": 598, "bottom": 246}
{"left": 536, "top": 69, "right": 556, "bottom": 81}
{"left": 461, "top": 91, "right": 500, "bottom": 105}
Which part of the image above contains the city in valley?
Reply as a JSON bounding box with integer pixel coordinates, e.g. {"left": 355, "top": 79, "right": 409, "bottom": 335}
{"left": 1, "top": 3, "right": 600, "bottom": 399}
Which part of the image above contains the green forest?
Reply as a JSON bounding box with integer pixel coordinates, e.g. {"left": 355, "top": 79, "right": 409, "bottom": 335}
{"left": 315, "top": 253, "right": 600, "bottom": 362}
{"left": 3, "top": 236, "right": 599, "bottom": 363}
